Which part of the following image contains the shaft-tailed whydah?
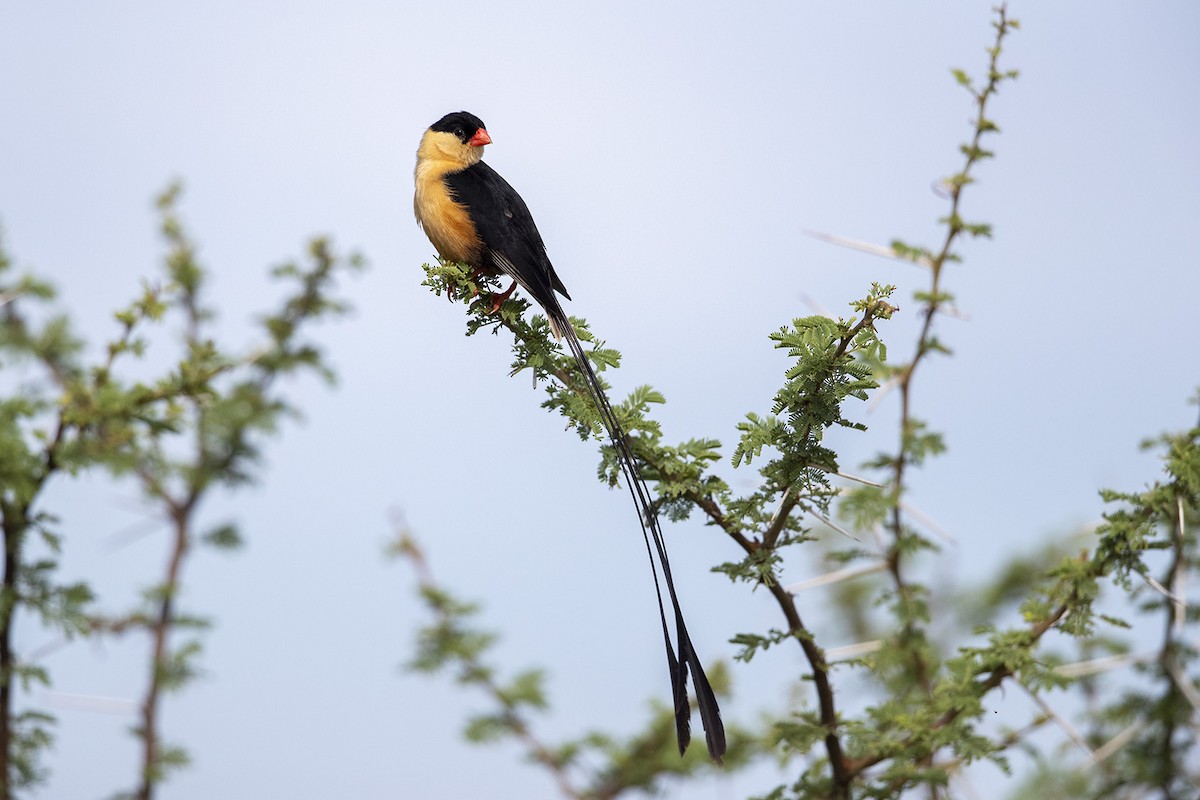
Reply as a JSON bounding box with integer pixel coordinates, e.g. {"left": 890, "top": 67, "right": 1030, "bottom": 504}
{"left": 414, "top": 111, "right": 725, "bottom": 761}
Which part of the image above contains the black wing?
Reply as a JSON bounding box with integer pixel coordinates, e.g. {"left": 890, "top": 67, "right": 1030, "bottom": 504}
{"left": 444, "top": 162, "right": 571, "bottom": 304}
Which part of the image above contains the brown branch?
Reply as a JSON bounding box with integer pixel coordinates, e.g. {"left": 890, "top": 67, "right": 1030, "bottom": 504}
{"left": 683, "top": 488, "right": 849, "bottom": 796}
{"left": 134, "top": 401, "right": 240, "bottom": 799}
{"left": 135, "top": 502, "right": 190, "bottom": 800}
{"left": 477, "top": 676, "right": 581, "bottom": 800}
{"left": 1151, "top": 492, "right": 1191, "bottom": 799}
{"left": 0, "top": 510, "right": 17, "bottom": 800}
{"left": 886, "top": 1, "right": 1014, "bottom": 700}
{"left": 0, "top": 412, "right": 69, "bottom": 798}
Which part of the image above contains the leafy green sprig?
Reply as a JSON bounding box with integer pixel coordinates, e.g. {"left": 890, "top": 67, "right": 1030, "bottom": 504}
{"left": 0, "top": 184, "right": 359, "bottom": 799}
{"left": 395, "top": 531, "right": 755, "bottom": 799}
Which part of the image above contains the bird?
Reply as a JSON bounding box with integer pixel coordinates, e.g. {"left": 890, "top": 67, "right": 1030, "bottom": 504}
{"left": 414, "top": 111, "right": 726, "bottom": 762}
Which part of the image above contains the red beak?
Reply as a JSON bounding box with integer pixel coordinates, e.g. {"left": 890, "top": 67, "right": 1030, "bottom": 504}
{"left": 468, "top": 128, "right": 492, "bottom": 147}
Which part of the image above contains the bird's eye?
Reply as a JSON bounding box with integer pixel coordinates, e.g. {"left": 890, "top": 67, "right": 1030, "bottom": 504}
{"left": 454, "top": 128, "right": 464, "bottom": 138}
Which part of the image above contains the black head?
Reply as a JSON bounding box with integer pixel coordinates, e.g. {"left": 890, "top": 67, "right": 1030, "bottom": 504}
{"left": 430, "top": 111, "right": 488, "bottom": 144}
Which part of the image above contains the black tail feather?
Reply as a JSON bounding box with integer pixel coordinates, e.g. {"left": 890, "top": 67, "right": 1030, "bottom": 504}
{"left": 680, "top": 620, "right": 726, "bottom": 763}
{"left": 546, "top": 301, "right": 726, "bottom": 762}
{"left": 671, "top": 644, "right": 692, "bottom": 756}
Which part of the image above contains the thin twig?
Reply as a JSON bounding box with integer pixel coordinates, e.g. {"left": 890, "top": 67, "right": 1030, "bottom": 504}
{"left": 136, "top": 502, "right": 190, "bottom": 800}
{"left": 403, "top": 537, "right": 585, "bottom": 800}
{"left": 762, "top": 486, "right": 796, "bottom": 548}
{"left": 884, "top": 0, "right": 1014, "bottom": 701}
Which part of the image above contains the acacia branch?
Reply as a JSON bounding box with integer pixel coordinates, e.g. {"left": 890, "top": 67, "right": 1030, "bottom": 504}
{"left": 0, "top": 316, "right": 74, "bottom": 797}
{"left": 458, "top": 288, "right": 855, "bottom": 795}
{"left": 680, "top": 486, "right": 848, "bottom": 795}
{"left": 1150, "top": 491, "right": 1193, "bottom": 798}
{"left": 843, "top": 594, "right": 1072, "bottom": 778}
{"left": 402, "top": 537, "right": 585, "bottom": 800}
{"left": 131, "top": 220, "right": 352, "bottom": 798}
{"left": 134, "top": 504, "right": 189, "bottom": 800}
{"left": 886, "top": 2, "right": 1015, "bottom": 697}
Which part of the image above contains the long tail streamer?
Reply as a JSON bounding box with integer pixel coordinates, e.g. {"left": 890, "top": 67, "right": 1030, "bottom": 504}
{"left": 543, "top": 298, "right": 726, "bottom": 762}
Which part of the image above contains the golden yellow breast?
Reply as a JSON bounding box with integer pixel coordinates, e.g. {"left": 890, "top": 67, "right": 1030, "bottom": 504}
{"left": 413, "top": 128, "right": 488, "bottom": 264}
{"left": 414, "top": 159, "right": 482, "bottom": 265}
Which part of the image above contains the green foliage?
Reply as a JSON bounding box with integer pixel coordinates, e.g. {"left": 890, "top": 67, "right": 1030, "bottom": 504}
{"left": 0, "top": 183, "right": 358, "bottom": 798}
{"left": 396, "top": 534, "right": 759, "bottom": 799}
{"left": 730, "top": 628, "right": 800, "bottom": 663}
{"left": 200, "top": 522, "right": 243, "bottom": 550}
{"left": 8, "top": 711, "right": 52, "bottom": 791}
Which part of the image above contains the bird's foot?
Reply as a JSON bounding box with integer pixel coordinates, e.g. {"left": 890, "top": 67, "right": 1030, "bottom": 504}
{"left": 489, "top": 280, "right": 517, "bottom": 313}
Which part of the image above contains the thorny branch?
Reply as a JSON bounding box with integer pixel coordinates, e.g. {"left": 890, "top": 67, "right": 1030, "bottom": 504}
{"left": 675, "top": 311, "right": 890, "bottom": 798}
{"left": 886, "top": 3, "right": 1016, "bottom": 698}
{"left": 452, "top": 287, "right": 894, "bottom": 799}
{"left": 400, "top": 535, "right": 586, "bottom": 800}
{"left": 0, "top": 302, "right": 74, "bottom": 796}
{"left": 132, "top": 208, "right": 353, "bottom": 798}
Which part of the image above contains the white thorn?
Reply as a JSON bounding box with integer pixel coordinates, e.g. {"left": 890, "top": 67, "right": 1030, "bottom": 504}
{"left": 1087, "top": 720, "right": 1144, "bottom": 766}
{"left": 803, "top": 230, "right": 934, "bottom": 269}
{"left": 44, "top": 691, "right": 139, "bottom": 715}
{"left": 1165, "top": 656, "right": 1200, "bottom": 713}
{"left": 825, "top": 640, "right": 883, "bottom": 660}
{"left": 785, "top": 561, "right": 887, "bottom": 592}
{"left": 1143, "top": 573, "right": 1186, "bottom": 610}
{"left": 1053, "top": 651, "right": 1154, "bottom": 678}
{"left": 834, "top": 470, "right": 884, "bottom": 488}
{"left": 808, "top": 508, "right": 861, "bottom": 542}
{"left": 1017, "top": 679, "right": 1093, "bottom": 757}
{"left": 899, "top": 499, "right": 957, "bottom": 544}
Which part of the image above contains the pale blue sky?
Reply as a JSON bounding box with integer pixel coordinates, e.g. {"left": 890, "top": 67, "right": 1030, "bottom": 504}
{"left": 1, "top": 2, "right": 1197, "bottom": 798}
